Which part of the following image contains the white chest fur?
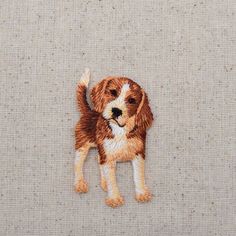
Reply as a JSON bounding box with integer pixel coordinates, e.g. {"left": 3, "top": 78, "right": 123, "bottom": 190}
{"left": 104, "top": 123, "right": 127, "bottom": 154}
{"left": 103, "top": 123, "right": 141, "bottom": 162}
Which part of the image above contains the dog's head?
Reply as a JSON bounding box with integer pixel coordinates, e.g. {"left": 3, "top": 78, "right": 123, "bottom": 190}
{"left": 90, "top": 77, "right": 153, "bottom": 131}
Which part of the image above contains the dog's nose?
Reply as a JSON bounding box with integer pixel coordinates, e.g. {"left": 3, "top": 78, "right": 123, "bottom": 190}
{"left": 112, "top": 107, "right": 122, "bottom": 118}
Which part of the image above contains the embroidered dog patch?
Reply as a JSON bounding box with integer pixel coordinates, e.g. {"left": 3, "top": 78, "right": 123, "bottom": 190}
{"left": 74, "top": 69, "right": 153, "bottom": 208}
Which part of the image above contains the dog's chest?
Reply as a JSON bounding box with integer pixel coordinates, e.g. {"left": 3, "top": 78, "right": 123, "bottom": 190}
{"left": 104, "top": 124, "right": 141, "bottom": 161}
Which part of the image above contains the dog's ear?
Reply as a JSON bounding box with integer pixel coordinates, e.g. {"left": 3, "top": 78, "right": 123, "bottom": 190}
{"left": 135, "top": 89, "right": 153, "bottom": 131}
{"left": 90, "top": 77, "right": 111, "bottom": 113}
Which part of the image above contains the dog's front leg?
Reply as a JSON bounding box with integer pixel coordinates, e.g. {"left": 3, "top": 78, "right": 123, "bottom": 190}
{"left": 132, "top": 154, "right": 152, "bottom": 202}
{"left": 101, "top": 161, "right": 124, "bottom": 208}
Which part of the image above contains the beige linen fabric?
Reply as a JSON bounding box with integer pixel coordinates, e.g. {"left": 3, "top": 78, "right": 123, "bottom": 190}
{"left": 0, "top": 0, "right": 235, "bottom": 235}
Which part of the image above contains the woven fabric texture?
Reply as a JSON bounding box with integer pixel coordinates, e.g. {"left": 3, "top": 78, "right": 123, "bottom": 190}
{"left": 0, "top": 1, "right": 235, "bottom": 235}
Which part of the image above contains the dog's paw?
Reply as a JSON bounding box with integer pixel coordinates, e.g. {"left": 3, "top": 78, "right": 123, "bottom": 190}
{"left": 74, "top": 179, "right": 88, "bottom": 193}
{"left": 105, "top": 196, "right": 124, "bottom": 208}
{"left": 135, "top": 190, "right": 152, "bottom": 202}
{"left": 101, "top": 179, "right": 107, "bottom": 192}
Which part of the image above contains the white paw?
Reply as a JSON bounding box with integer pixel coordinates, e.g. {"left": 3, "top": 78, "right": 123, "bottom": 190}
{"left": 74, "top": 179, "right": 88, "bottom": 193}
{"left": 135, "top": 189, "right": 152, "bottom": 202}
{"left": 105, "top": 196, "right": 124, "bottom": 208}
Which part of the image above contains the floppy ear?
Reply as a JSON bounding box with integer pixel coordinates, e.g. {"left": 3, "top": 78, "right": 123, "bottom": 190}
{"left": 90, "top": 77, "right": 111, "bottom": 113}
{"left": 135, "top": 89, "right": 153, "bottom": 131}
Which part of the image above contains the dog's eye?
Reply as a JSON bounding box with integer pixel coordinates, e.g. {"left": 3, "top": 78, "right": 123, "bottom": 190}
{"left": 110, "top": 89, "right": 117, "bottom": 97}
{"left": 128, "top": 97, "right": 136, "bottom": 104}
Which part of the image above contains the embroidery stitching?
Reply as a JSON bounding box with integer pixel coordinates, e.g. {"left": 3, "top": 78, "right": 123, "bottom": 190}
{"left": 74, "top": 69, "right": 154, "bottom": 208}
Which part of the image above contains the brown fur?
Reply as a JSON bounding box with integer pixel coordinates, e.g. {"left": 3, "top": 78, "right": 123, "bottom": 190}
{"left": 75, "top": 77, "right": 153, "bottom": 163}
{"left": 75, "top": 74, "right": 153, "bottom": 207}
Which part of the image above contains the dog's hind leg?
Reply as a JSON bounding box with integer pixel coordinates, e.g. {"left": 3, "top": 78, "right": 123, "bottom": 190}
{"left": 96, "top": 155, "right": 107, "bottom": 192}
{"left": 74, "top": 144, "right": 90, "bottom": 193}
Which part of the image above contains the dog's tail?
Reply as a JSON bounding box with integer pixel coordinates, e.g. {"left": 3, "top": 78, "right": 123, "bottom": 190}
{"left": 76, "top": 68, "right": 92, "bottom": 114}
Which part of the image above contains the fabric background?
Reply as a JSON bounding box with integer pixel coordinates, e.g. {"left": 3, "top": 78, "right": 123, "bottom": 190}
{"left": 0, "top": 1, "right": 235, "bottom": 235}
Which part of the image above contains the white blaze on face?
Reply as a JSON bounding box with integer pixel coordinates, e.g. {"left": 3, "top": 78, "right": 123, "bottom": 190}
{"left": 115, "top": 83, "right": 130, "bottom": 104}
{"left": 103, "top": 83, "right": 130, "bottom": 121}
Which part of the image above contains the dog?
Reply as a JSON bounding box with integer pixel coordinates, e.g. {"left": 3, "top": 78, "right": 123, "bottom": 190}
{"left": 74, "top": 69, "right": 153, "bottom": 208}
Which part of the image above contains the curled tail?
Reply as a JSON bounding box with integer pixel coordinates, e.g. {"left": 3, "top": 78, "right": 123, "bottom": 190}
{"left": 76, "top": 68, "right": 91, "bottom": 114}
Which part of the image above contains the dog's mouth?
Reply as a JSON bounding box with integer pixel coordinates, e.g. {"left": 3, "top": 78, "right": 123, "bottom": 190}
{"left": 108, "top": 118, "right": 126, "bottom": 127}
